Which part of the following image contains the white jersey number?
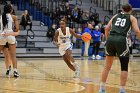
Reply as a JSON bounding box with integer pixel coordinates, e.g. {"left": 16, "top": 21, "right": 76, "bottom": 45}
{"left": 115, "top": 18, "right": 126, "bottom": 27}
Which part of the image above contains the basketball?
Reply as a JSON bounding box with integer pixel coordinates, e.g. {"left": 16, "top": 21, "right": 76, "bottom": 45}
{"left": 81, "top": 32, "right": 91, "bottom": 42}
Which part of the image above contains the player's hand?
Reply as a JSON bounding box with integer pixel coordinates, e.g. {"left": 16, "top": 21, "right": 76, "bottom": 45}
{"left": 56, "top": 43, "right": 60, "bottom": 48}
{"left": 3, "top": 32, "right": 13, "bottom": 36}
{"left": 1, "top": 32, "right": 6, "bottom": 37}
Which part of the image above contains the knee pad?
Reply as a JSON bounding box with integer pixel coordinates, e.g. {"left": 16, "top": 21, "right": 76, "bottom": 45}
{"left": 119, "top": 57, "right": 129, "bottom": 71}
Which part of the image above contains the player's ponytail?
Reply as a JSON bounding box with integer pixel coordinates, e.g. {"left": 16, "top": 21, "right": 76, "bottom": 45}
{"left": 2, "top": 4, "right": 12, "bottom": 28}
{"left": 2, "top": 12, "right": 7, "bottom": 28}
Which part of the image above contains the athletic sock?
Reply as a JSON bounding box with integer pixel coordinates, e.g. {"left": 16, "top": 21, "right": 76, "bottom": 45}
{"left": 14, "top": 68, "right": 17, "bottom": 72}
{"left": 100, "top": 82, "right": 105, "bottom": 90}
{"left": 120, "top": 86, "right": 125, "bottom": 92}
{"left": 73, "top": 62, "right": 80, "bottom": 71}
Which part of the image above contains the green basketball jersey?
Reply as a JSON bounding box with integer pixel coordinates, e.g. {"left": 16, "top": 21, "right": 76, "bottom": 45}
{"left": 110, "top": 12, "right": 131, "bottom": 37}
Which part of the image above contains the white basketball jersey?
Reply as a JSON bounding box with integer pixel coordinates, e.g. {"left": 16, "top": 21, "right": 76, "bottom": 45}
{"left": 58, "top": 27, "right": 71, "bottom": 46}
{"left": 0, "top": 13, "right": 13, "bottom": 33}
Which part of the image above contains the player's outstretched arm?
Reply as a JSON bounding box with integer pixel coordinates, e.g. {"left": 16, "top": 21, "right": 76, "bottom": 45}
{"left": 131, "top": 15, "right": 140, "bottom": 39}
{"left": 70, "top": 28, "right": 81, "bottom": 38}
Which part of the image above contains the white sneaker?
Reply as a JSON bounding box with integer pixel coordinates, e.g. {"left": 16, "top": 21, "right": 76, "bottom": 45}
{"left": 92, "top": 55, "right": 95, "bottom": 59}
{"left": 74, "top": 71, "right": 80, "bottom": 78}
{"left": 119, "top": 90, "right": 125, "bottom": 93}
{"left": 74, "top": 63, "right": 80, "bottom": 78}
{"left": 96, "top": 55, "right": 101, "bottom": 60}
{"left": 119, "top": 89, "right": 125, "bottom": 93}
{"left": 98, "top": 89, "right": 106, "bottom": 93}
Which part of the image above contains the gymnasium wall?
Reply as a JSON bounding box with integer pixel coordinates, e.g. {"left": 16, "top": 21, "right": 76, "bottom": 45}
{"left": 129, "top": 0, "right": 140, "bottom": 8}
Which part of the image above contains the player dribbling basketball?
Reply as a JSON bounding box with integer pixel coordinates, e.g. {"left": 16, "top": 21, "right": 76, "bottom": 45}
{"left": 53, "top": 20, "right": 82, "bottom": 78}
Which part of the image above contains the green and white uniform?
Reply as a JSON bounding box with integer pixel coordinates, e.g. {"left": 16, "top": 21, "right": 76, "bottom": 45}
{"left": 106, "top": 12, "right": 131, "bottom": 57}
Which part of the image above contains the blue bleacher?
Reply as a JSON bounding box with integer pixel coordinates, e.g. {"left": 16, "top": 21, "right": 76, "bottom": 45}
{"left": 12, "top": 0, "right": 50, "bottom": 26}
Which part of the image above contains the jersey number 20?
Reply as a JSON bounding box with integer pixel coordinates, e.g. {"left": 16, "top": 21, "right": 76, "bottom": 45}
{"left": 115, "top": 18, "right": 126, "bottom": 27}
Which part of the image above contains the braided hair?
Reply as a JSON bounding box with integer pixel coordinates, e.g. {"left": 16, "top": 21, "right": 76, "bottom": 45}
{"left": 2, "top": 4, "right": 13, "bottom": 28}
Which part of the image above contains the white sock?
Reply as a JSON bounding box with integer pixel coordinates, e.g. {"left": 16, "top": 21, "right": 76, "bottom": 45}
{"left": 14, "top": 68, "right": 17, "bottom": 72}
{"left": 100, "top": 82, "right": 105, "bottom": 90}
{"left": 120, "top": 86, "right": 125, "bottom": 92}
{"left": 72, "top": 62, "right": 79, "bottom": 72}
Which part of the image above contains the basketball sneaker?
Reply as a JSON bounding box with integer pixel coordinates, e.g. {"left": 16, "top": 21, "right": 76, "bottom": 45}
{"left": 119, "top": 91, "right": 125, "bottom": 93}
{"left": 6, "top": 65, "right": 11, "bottom": 77}
{"left": 13, "top": 71, "right": 19, "bottom": 77}
{"left": 92, "top": 55, "right": 95, "bottom": 59}
{"left": 119, "top": 90, "right": 125, "bottom": 93}
{"left": 74, "top": 63, "right": 80, "bottom": 78}
{"left": 98, "top": 89, "right": 106, "bottom": 93}
{"left": 74, "top": 71, "right": 80, "bottom": 78}
{"left": 96, "top": 55, "right": 101, "bottom": 60}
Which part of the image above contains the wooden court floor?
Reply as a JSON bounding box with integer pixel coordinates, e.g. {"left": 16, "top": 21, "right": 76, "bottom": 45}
{"left": 0, "top": 57, "right": 140, "bottom": 93}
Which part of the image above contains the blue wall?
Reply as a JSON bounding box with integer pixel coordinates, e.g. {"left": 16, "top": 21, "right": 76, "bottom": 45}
{"left": 129, "top": 0, "right": 140, "bottom": 8}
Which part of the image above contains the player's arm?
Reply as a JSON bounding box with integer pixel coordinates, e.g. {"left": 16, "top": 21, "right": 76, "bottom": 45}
{"left": 130, "top": 15, "right": 140, "bottom": 39}
{"left": 70, "top": 28, "right": 81, "bottom": 38}
{"left": 105, "top": 14, "right": 117, "bottom": 39}
{"left": 53, "top": 30, "right": 59, "bottom": 47}
{"left": 5, "top": 15, "right": 20, "bottom": 36}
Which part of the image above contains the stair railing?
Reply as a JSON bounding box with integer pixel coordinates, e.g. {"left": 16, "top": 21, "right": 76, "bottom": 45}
{"left": 76, "top": 0, "right": 82, "bottom": 6}
{"left": 89, "top": 6, "right": 96, "bottom": 13}
{"left": 25, "top": 29, "right": 35, "bottom": 47}
{"left": 104, "top": 15, "right": 111, "bottom": 25}
{"left": 108, "top": 0, "right": 116, "bottom": 15}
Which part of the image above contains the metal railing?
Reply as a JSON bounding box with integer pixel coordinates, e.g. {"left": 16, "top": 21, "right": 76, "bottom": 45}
{"left": 0, "top": 0, "right": 7, "bottom": 5}
{"left": 104, "top": 15, "right": 111, "bottom": 25}
{"left": 76, "top": 0, "right": 82, "bottom": 6}
{"left": 25, "top": 29, "right": 35, "bottom": 47}
{"left": 108, "top": 0, "right": 115, "bottom": 14}
{"left": 48, "top": 0, "right": 59, "bottom": 13}
{"left": 92, "top": 0, "right": 123, "bottom": 15}
{"left": 89, "top": 6, "right": 96, "bottom": 13}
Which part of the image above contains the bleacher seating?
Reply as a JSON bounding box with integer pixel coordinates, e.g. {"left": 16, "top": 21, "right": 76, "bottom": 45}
{"left": 0, "top": 0, "right": 81, "bottom": 57}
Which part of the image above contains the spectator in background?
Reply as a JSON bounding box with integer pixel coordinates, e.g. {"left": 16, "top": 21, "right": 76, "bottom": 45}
{"left": 47, "top": 24, "right": 56, "bottom": 41}
{"left": 20, "top": 10, "right": 32, "bottom": 30}
{"left": 72, "top": 6, "right": 79, "bottom": 23}
{"left": 81, "top": 11, "right": 89, "bottom": 28}
{"left": 91, "top": 25, "right": 103, "bottom": 59}
{"left": 65, "top": 3, "right": 72, "bottom": 23}
{"left": 76, "top": 28, "right": 82, "bottom": 48}
{"left": 83, "top": 23, "right": 93, "bottom": 56}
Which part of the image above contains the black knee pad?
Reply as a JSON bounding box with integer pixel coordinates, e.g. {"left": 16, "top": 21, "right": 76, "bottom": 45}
{"left": 119, "top": 57, "right": 129, "bottom": 71}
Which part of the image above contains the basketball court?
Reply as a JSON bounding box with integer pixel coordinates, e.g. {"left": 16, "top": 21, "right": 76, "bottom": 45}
{"left": 0, "top": 57, "right": 139, "bottom": 93}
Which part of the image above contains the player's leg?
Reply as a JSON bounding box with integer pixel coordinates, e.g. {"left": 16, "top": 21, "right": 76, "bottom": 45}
{"left": 116, "top": 38, "right": 129, "bottom": 93}
{"left": 96, "top": 41, "right": 101, "bottom": 59}
{"left": 99, "top": 56, "right": 114, "bottom": 93}
{"left": 63, "top": 54, "right": 75, "bottom": 71}
{"left": 65, "top": 49, "right": 80, "bottom": 78}
{"left": 119, "top": 57, "right": 129, "bottom": 93}
{"left": 8, "top": 44, "right": 19, "bottom": 77}
{"left": 3, "top": 48, "right": 11, "bottom": 76}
